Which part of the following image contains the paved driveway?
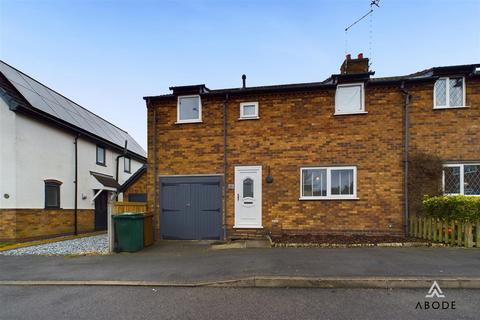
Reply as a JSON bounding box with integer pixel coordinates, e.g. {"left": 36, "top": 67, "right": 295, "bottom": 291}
{"left": 1, "top": 241, "right": 479, "bottom": 282}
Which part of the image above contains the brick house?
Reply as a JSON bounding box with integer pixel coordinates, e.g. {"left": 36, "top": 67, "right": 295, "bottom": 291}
{"left": 0, "top": 61, "right": 146, "bottom": 241}
{"left": 144, "top": 54, "right": 480, "bottom": 240}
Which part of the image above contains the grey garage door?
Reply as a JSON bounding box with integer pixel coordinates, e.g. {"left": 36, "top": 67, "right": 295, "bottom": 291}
{"left": 160, "top": 176, "right": 222, "bottom": 240}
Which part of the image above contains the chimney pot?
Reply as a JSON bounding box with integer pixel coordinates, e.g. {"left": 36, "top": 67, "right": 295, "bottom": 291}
{"left": 358, "top": 53, "right": 363, "bottom": 59}
{"left": 242, "top": 74, "right": 246, "bottom": 88}
{"left": 346, "top": 54, "right": 351, "bottom": 60}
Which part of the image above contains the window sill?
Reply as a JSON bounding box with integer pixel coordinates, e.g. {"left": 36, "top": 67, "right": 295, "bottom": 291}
{"left": 238, "top": 116, "right": 260, "bottom": 120}
{"left": 233, "top": 225, "right": 263, "bottom": 229}
{"left": 96, "top": 163, "right": 106, "bottom": 167}
{"left": 334, "top": 111, "right": 368, "bottom": 116}
{"left": 124, "top": 171, "right": 131, "bottom": 174}
{"left": 44, "top": 207, "right": 62, "bottom": 210}
{"left": 299, "top": 197, "right": 359, "bottom": 201}
{"left": 175, "top": 120, "right": 203, "bottom": 124}
{"left": 433, "top": 106, "right": 469, "bottom": 110}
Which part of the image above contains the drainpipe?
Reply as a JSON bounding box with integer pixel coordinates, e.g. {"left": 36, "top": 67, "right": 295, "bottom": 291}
{"left": 74, "top": 134, "right": 79, "bottom": 236}
{"left": 401, "top": 81, "right": 411, "bottom": 236}
{"left": 152, "top": 99, "right": 158, "bottom": 241}
{"left": 222, "top": 93, "right": 229, "bottom": 240}
{"left": 115, "top": 140, "right": 128, "bottom": 182}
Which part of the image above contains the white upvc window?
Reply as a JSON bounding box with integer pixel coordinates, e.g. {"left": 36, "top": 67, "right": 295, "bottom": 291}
{"left": 433, "top": 77, "right": 466, "bottom": 109}
{"left": 239, "top": 102, "right": 259, "bottom": 119}
{"left": 335, "top": 83, "right": 366, "bottom": 115}
{"left": 300, "top": 166, "right": 357, "bottom": 200}
{"left": 443, "top": 163, "right": 480, "bottom": 196}
{"left": 177, "top": 95, "right": 202, "bottom": 123}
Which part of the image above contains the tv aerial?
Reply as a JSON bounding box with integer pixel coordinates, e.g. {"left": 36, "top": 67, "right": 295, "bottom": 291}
{"left": 344, "top": 0, "right": 380, "bottom": 64}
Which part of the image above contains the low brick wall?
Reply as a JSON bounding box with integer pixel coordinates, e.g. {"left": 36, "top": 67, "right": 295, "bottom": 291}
{"left": 0, "top": 209, "right": 95, "bottom": 241}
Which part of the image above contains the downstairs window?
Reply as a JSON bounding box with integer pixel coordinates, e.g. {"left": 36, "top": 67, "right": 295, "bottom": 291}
{"left": 300, "top": 166, "right": 357, "bottom": 200}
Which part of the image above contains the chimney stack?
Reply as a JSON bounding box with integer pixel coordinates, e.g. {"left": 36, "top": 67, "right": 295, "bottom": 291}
{"left": 340, "top": 53, "right": 369, "bottom": 74}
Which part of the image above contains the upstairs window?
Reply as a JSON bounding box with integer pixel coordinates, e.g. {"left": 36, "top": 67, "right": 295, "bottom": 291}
{"left": 96, "top": 145, "right": 106, "bottom": 166}
{"left": 434, "top": 77, "right": 465, "bottom": 108}
{"left": 45, "top": 180, "right": 61, "bottom": 209}
{"left": 335, "top": 83, "right": 365, "bottom": 115}
{"left": 239, "top": 102, "right": 259, "bottom": 119}
{"left": 124, "top": 157, "right": 131, "bottom": 173}
{"left": 177, "top": 95, "right": 202, "bottom": 123}
{"left": 300, "top": 166, "right": 357, "bottom": 200}
{"left": 443, "top": 164, "right": 480, "bottom": 196}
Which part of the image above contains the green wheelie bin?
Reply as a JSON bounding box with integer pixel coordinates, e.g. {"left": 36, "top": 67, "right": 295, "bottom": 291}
{"left": 113, "top": 213, "right": 144, "bottom": 252}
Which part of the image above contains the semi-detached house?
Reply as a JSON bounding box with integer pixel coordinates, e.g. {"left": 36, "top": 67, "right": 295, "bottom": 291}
{"left": 0, "top": 61, "right": 147, "bottom": 241}
{"left": 144, "top": 54, "right": 479, "bottom": 241}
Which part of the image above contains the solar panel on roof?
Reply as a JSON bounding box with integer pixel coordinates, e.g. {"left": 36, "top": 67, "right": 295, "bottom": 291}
{"left": 0, "top": 61, "right": 146, "bottom": 157}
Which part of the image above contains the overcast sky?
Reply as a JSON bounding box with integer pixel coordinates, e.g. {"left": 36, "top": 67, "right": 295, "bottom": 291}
{"left": 1, "top": 0, "right": 479, "bottom": 150}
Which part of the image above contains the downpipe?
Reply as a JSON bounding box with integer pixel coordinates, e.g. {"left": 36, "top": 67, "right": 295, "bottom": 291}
{"left": 401, "top": 81, "right": 411, "bottom": 236}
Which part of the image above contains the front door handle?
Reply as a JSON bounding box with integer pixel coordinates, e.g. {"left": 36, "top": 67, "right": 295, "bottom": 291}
{"left": 237, "top": 194, "right": 239, "bottom": 201}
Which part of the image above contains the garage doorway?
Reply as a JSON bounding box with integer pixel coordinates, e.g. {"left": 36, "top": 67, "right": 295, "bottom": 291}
{"left": 160, "top": 176, "right": 222, "bottom": 240}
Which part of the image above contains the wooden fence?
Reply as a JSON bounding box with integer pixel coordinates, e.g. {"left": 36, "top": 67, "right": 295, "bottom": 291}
{"left": 113, "top": 201, "right": 147, "bottom": 214}
{"left": 409, "top": 215, "right": 480, "bottom": 248}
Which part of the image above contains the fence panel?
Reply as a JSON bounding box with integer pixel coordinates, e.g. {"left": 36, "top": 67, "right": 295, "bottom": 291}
{"left": 410, "top": 216, "right": 480, "bottom": 248}
{"left": 113, "top": 201, "right": 147, "bottom": 214}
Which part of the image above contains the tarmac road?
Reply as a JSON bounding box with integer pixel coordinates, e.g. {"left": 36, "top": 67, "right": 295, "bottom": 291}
{"left": 1, "top": 286, "right": 478, "bottom": 320}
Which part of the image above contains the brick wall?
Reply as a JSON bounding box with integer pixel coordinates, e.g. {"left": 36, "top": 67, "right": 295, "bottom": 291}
{"left": 0, "top": 209, "right": 94, "bottom": 241}
{"left": 409, "top": 78, "right": 480, "bottom": 160}
{"left": 147, "top": 83, "right": 408, "bottom": 237}
{"left": 123, "top": 171, "right": 148, "bottom": 201}
{"left": 146, "top": 76, "right": 479, "bottom": 238}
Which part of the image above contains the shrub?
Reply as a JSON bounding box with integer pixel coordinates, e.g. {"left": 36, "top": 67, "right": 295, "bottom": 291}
{"left": 422, "top": 195, "right": 480, "bottom": 222}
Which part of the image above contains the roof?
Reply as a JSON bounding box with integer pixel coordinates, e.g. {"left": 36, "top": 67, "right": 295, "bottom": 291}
{"left": 144, "top": 63, "right": 480, "bottom": 100}
{"left": 90, "top": 171, "right": 121, "bottom": 189}
{"left": 119, "top": 164, "right": 147, "bottom": 192}
{"left": 0, "top": 60, "right": 146, "bottom": 159}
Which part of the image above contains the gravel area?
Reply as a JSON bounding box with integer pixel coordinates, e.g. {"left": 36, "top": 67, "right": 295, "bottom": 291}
{"left": 0, "top": 234, "right": 108, "bottom": 256}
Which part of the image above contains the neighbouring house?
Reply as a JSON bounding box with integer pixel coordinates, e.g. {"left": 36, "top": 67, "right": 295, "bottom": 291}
{"left": 144, "top": 54, "right": 479, "bottom": 241}
{"left": 0, "top": 61, "right": 147, "bottom": 241}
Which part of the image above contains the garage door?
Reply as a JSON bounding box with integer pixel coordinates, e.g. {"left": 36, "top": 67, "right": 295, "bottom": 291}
{"left": 160, "top": 176, "right": 222, "bottom": 240}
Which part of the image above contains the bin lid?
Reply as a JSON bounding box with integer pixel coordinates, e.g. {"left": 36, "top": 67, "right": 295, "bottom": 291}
{"left": 113, "top": 212, "right": 145, "bottom": 219}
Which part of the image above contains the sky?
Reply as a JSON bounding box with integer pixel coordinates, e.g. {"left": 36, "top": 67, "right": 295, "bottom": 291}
{"left": 1, "top": 0, "right": 479, "bottom": 150}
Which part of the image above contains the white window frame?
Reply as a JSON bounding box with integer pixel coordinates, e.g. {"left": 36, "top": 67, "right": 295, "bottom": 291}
{"left": 433, "top": 77, "right": 467, "bottom": 109}
{"left": 334, "top": 83, "right": 366, "bottom": 115}
{"left": 176, "top": 95, "right": 202, "bottom": 124}
{"left": 239, "top": 102, "right": 259, "bottom": 120}
{"left": 443, "top": 163, "right": 480, "bottom": 196}
{"left": 300, "top": 166, "right": 358, "bottom": 200}
{"left": 124, "top": 157, "right": 131, "bottom": 173}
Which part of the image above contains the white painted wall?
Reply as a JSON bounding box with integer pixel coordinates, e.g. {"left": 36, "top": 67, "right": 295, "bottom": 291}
{"left": 0, "top": 97, "right": 17, "bottom": 208}
{"left": 0, "top": 99, "right": 145, "bottom": 210}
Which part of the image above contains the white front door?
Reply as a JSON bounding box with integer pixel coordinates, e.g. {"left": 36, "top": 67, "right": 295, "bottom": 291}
{"left": 234, "top": 166, "right": 262, "bottom": 228}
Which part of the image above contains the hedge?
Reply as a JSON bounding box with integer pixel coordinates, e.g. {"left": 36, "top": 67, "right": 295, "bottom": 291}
{"left": 422, "top": 195, "right": 480, "bottom": 222}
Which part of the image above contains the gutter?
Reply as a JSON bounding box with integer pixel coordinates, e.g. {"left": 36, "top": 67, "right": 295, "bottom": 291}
{"left": 222, "top": 93, "right": 229, "bottom": 240}
{"left": 74, "top": 134, "right": 80, "bottom": 236}
{"left": 400, "top": 81, "right": 411, "bottom": 236}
